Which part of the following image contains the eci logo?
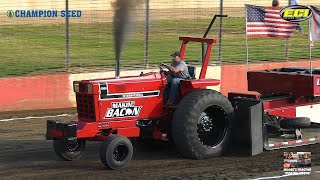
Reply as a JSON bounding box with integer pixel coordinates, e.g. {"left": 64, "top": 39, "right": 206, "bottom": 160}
{"left": 7, "top": 10, "right": 82, "bottom": 18}
{"left": 280, "top": 5, "right": 313, "bottom": 22}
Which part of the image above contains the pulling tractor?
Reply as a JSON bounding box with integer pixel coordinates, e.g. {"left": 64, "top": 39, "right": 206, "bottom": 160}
{"left": 46, "top": 15, "right": 320, "bottom": 169}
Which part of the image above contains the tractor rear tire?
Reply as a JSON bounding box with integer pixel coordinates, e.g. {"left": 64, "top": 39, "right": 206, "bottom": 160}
{"left": 100, "top": 134, "right": 133, "bottom": 170}
{"left": 172, "top": 89, "right": 235, "bottom": 159}
{"left": 53, "top": 138, "right": 86, "bottom": 161}
{"left": 280, "top": 117, "right": 311, "bottom": 129}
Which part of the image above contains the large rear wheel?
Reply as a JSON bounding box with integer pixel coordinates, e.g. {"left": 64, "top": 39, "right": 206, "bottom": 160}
{"left": 172, "top": 89, "right": 235, "bottom": 159}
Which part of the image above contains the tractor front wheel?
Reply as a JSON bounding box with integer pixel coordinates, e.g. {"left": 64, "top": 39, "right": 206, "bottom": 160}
{"left": 53, "top": 138, "right": 86, "bottom": 161}
{"left": 100, "top": 135, "right": 133, "bottom": 170}
{"left": 172, "top": 89, "right": 235, "bottom": 159}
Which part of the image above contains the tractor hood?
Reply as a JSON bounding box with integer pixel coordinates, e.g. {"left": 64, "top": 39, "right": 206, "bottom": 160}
{"left": 73, "top": 72, "right": 163, "bottom": 96}
{"left": 89, "top": 72, "right": 161, "bottom": 84}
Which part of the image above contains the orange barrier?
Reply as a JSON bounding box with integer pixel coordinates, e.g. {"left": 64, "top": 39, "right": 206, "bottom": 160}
{"left": 0, "top": 74, "right": 72, "bottom": 111}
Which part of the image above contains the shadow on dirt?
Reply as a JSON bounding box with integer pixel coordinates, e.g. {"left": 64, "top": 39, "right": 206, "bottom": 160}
{"left": 0, "top": 139, "right": 319, "bottom": 179}
{"left": 0, "top": 139, "right": 181, "bottom": 164}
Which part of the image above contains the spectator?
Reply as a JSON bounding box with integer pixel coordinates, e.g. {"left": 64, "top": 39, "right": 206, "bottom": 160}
{"left": 272, "top": 0, "right": 279, "bottom": 7}
{"left": 291, "top": 0, "right": 299, "bottom": 6}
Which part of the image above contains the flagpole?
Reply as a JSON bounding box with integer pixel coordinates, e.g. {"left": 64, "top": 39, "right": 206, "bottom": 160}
{"left": 284, "top": 38, "right": 289, "bottom": 61}
{"left": 285, "top": 0, "right": 290, "bottom": 62}
{"left": 309, "top": 18, "right": 313, "bottom": 77}
{"left": 245, "top": 5, "right": 249, "bottom": 70}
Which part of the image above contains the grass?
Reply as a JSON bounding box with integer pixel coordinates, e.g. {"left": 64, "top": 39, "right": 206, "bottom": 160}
{"left": 0, "top": 18, "right": 319, "bottom": 78}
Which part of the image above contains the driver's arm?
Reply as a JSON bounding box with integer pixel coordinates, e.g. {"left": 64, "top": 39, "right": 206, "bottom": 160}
{"left": 167, "top": 65, "right": 181, "bottom": 73}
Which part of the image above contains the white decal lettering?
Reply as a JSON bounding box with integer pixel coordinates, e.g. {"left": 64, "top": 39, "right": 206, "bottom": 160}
{"left": 113, "top": 109, "right": 120, "bottom": 117}
{"left": 106, "top": 109, "right": 113, "bottom": 118}
{"left": 120, "top": 108, "right": 126, "bottom": 116}
{"left": 105, "top": 101, "right": 142, "bottom": 118}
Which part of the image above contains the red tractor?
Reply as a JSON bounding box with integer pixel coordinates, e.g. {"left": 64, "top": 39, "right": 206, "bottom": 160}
{"left": 47, "top": 15, "right": 320, "bottom": 169}
{"left": 47, "top": 35, "right": 234, "bottom": 169}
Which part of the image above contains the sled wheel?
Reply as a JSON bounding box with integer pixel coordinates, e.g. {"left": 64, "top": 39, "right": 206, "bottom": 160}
{"left": 280, "top": 117, "right": 311, "bottom": 129}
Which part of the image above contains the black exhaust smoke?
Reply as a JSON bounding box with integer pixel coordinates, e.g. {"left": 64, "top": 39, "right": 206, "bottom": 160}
{"left": 113, "top": 0, "right": 142, "bottom": 78}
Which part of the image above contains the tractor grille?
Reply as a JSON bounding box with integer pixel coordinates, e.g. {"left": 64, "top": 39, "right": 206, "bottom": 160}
{"left": 79, "top": 83, "right": 86, "bottom": 93}
{"left": 76, "top": 93, "right": 95, "bottom": 121}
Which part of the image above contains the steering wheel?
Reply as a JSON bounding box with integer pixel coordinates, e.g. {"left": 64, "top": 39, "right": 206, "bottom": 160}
{"left": 160, "top": 63, "right": 173, "bottom": 72}
{"left": 159, "top": 63, "right": 173, "bottom": 76}
{"left": 159, "top": 63, "right": 189, "bottom": 78}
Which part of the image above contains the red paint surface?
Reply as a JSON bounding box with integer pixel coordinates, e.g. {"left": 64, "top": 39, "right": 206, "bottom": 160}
{"left": 178, "top": 37, "right": 216, "bottom": 79}
{"left": 0, "top": 74, "right": 71, "bottom": 111}
{"left": 220, "top": 60, "right": 320, "bottom": 95}
{"left": 248, "top": 71, "right": 317, "bottom": 98}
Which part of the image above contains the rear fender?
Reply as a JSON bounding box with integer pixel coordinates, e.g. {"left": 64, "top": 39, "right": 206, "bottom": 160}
{"left": 179, "top": 79, "right": 220, "bottom": 95}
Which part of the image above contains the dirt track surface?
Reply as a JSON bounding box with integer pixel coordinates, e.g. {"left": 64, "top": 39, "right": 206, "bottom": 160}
{"left": 0, "top": 109, "right": 320, "bottom": 180}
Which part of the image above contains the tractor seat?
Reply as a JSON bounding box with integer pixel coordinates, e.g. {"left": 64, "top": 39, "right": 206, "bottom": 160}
{"left": 187, "top": 66, "right": 196, "bottom": 79}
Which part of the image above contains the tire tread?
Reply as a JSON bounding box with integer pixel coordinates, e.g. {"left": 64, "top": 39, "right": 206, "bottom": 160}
{"left": 172, "top": 89, "right": 234, "bottom": 159}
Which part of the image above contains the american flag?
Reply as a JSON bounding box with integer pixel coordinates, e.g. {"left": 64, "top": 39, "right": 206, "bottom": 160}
{"left": 246, "top": 4, "right": 297, "bottom": 38}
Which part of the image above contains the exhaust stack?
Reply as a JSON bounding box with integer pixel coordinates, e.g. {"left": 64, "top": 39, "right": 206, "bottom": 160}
{"left": 113, "top": 0, "right": 142, "bottom": 78}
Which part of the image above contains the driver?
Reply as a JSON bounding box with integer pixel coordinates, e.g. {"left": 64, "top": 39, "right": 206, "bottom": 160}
{"left": 163, "top": 51, "right": 190, "bottom": 107}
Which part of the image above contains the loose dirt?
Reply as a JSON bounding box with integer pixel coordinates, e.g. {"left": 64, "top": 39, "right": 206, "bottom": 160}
{"left": 0, "top": 109, "right": 319, "bottom": 180}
